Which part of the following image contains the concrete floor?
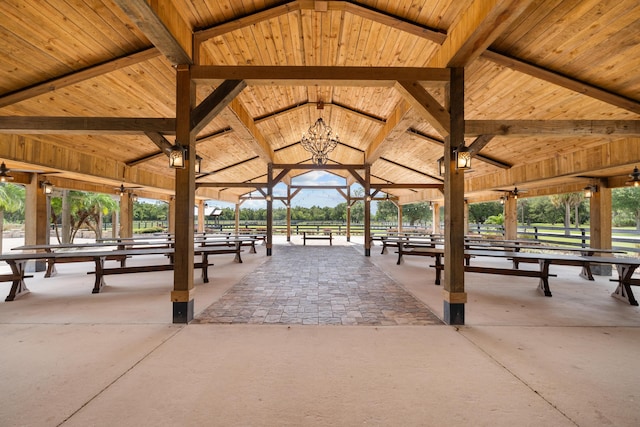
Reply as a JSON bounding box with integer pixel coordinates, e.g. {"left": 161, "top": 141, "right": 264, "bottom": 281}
{"left": 1, "top": 235, "right": 639, "bottom": 426}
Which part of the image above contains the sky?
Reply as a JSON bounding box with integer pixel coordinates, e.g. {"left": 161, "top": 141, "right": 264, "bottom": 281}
{"left": 206, "top": 170, "right": 363, "bottom": 211}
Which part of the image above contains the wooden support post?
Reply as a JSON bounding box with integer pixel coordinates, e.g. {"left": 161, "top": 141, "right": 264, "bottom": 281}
{"left": 286, "top": 186, "right": 291, "bottom": 242}
{"left": 397, "top": 203, "right": 403, "bottom": 233}
{"left": 590, "top": 182, "right": 612, "bottom": 275}
{"left": 463, "top": 200, "right": 469, "bottom": 236}
{"left": 24, "top": 174, "right": 48, "bottom": 272}
{"left": 432, "top": 203, "right": 441, "bottom": 234}
{"left": 364, "top": 164, "right": 371, "bottom": 256}
{"left": 504, "top": 196, "right": 517, "bottom": 240}
{"left": 171, "top": 64, "right": 196, "bottom": 324}
{"left": 234, "top": 202, "right": 240, "bottom": 234}
{"left": 168, "top": 197, "right": 176, "bottom": 235}
{"left": 197, "top": 200, "right": 205, "bottom": 233}
{"left": 443, "top": 67, "right": 467, "bottom": 325}
{"left": 346, "top": 187, "right": 351, "bottom": 242}
{"left": 266, "top": 163, "right": 273, "bottom": 256}
{"left": 111, "top": 210, "right": 118, "bottom": 239}
{"left": 119, "top": 192, "right": 133, "bottom": 238}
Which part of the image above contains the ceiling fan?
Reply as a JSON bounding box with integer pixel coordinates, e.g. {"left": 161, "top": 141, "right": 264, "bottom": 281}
{"left": 0, "top": 162, "right": 60, "bottom": 183}
{"left": 495, "top": 186, "right": 528, "bottom": 199}
{"left": 114, "top": 183, "right": 142, "bottom": 196}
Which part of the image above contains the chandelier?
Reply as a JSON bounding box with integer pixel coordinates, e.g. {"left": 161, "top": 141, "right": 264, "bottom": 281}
{"left": 301, "top": 118, "right": 339, "bottom": 165}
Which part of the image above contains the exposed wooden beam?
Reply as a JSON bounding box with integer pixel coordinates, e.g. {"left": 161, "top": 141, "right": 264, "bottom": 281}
{"left": 379, "top": 157, "right": 443, "bottom": 182}
{"left": 371, "top": 183, "right": 443, "bottom": 190}
{"left": 290, "top": 185, "right": 349, "bottom": 190}
{"left": 480, "top": 50, "right": 640, "bottom": 115}
{"left": 428, "top": 0, "right": 534, "bottom": 67}
{"left": 191, "top": 66, "right": 450, "bottom": 86}
{"left": 0, "top": 49, "right": 161, "bottom": 108}
{"left": 197, "top": 182, "right": 267, "bottom": 188}
{"left": 465, "top": 120, "right": 640, "bottom": 136}
{"left": 395, "top": 81, "right": 450, "bottom": 136}
{"left": 196, "top": 156, "right": 260, "bottom": 180}
{"left": 0, "top": 117, "right": 176, "bottom": 134}
{"left": 467, "top": 134, "right": 495, "bottom": 155}
{"left": 191, "top": 80, "right": 247, "bottom": 135}
{"left": 222, "top": 99, "right": 275, "bottom": 163}
{"left": 112, "top": 0, "right": 192, "bottom": 65}
{"left": 126, "top": 131, "right": 173, "bottom": 166}
{"left": 464, "top": 137, "right": 640, "bottom": 193}
{"left": 366, "top": 100, "right": 413, "bottom": 163}
{"left": 407, "top": 128, "right": 511, "bottom": 169}
{"left": 343, "top": 2, "right": 446, "bottom": 44}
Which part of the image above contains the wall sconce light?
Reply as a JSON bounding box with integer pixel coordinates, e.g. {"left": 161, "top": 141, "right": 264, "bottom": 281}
{"left": 499, "top": 196, "right": 506, "bottom": 205}
{"left": 0, "top": 162, "right": 14, "bottom": 182}
{"left": 626, "top": 166, "right": 640, "bottom": 187}
{"left": 429, "top": 201, "right": 433, "bottom": 211}
{"left": 265, "top": 194, "right": 272, "bottom": 202}
{"left": 366, "top": 195, "right": 372, "bottom": 202}
{"left": 584, "top": 185, "right": 598, "bottom": 198}
{"left": 437, "top": 157, "right": 445, "bottom": 176}
{"left": 195, "top": 154, "right": 202, "bottom": 173}
{"left": 132, "top": 193, "right": 139, "bottom": 202}
{"left": 169, "top": 143, "right": 187, "bottom": 169}
{"left": 41, "top": 180, "right": 54, "bottom": 195}
{"left": 455, "top": 147, "right": 472, "bottom": 170}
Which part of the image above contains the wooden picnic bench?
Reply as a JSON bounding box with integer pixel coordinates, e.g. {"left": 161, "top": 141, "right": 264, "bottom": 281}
{"left": 303, "top": 231, "right": 333, "bottom": 245}
{"left": 395, "top": 244, "right": 640, "bottom": 305}
{"left": 0, "top": 240, "right": 251, "bottom": 300}
{"left": 372, "top": 235, "right": 442, "bottom": 255}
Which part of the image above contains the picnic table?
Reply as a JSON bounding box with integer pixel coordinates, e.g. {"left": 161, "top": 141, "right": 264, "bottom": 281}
{"left": 1, "top": 237, "right": 257, "bottom": 301}
{"left": 394, "top": 243, "right": 640, "bottom": 305}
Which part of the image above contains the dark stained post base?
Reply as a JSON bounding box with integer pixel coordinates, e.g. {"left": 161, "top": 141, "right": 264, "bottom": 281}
{"left": 364, "top": 248, "right": 370, "bottom": 257}
{"left": 173, "top": 300, "right": 194, "bottom": 324}
{"left": 444, "top": 302, "right": 465, "bottom": 325}
{"left": 267, "top": 248, "right": 272, "bottom": 256}
{"left": 591, "top": 264, "right": 612, "bottom": 276}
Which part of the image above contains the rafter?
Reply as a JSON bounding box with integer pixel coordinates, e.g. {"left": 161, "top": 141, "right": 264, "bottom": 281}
{"left": 394, "top": 81, "right": 450, "bottom": 136}
{"left": 0, "top": 48, "right": 161, "bottom": 109}
{"left": 366, "top": 100, "right": 414, "bottom": 163}
{"left": 112, "top": 0, "right": 191, "bottom": 65}
{"left": 191, "top": 80, "right": 246, "bottom": 135}
{"left": 221, "top": 99, "right": 275, "bottom": 163}
{"left": 428, "top": 0, "right": 534, "bottom": 68}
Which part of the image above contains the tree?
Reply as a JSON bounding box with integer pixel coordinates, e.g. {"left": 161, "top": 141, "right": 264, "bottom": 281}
{"left": 375, "top": 200, "right": 398, "bottom": 222}
{"left": 612, "top": 187, "right": 640, "bottom": 229}
{"left": 468, "top": 201, "right": 502, "bottom": 223}
{"left": 50, "top": 191, "right": 119, "bottom": 242}
{"left": 0, "top": 183, "right": 25, "bottom": 253}
{"left": 549, "top": 193, "right": 584, "bottom": 235}
{"left": 402, "top": 202, "right": 432, "bottom": 227}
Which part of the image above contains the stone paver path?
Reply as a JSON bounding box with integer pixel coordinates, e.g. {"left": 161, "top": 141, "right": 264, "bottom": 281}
{"left": 194, "top": 245, "right": 442, "bottom": 325}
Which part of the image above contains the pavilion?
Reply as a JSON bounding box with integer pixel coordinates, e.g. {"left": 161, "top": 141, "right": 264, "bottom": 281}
{"left": 0, "top": 0, "right": 639, "bottom": 325}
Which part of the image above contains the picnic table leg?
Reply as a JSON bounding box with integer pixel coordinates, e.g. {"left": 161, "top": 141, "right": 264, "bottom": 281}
{"left": 537, "top": 260, "right": 552, "bottom": 297}
{"left": 5, "top": 260, "right": 30, "bottom": 301}
{"left": 234, "top": 242, "right": 243, "bottom": 263}
{"left": 45, "top": 258, "right": 57, "bottom": 278}
{"left": 250, "top": 241, "right": 256, "bottom": 254}
{"left": 201, "top": 253, "right": 210, "bottom": 283}
{"left": 578, "top": 262, "right": 594, "bottom": 281}
{"left": 396, "top": 242, "right": 404, "bottom": 265}
{"left": 434, "top": 254, "right": 442, "bottom": 286}
{"left": 611, "top": 265, "right": 639, "bottom": 306}
{"left": 91, "top": 256, "right": 106, "bottom": 293}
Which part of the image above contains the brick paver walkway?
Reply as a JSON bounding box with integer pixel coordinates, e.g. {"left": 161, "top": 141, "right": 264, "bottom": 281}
{"left": 194, "top": 245, "right": 442, "bottom": 325}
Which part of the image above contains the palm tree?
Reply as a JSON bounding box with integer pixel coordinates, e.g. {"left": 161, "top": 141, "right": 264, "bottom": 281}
{"left": 50, "top": 191, "right": 119, "bottom": 243}
{"left": 0, "top": 183, "right": 25, "bottom": 253}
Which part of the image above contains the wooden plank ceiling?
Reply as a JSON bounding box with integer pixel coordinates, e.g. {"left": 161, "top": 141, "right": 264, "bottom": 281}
{"left": 0, "top": 0, "right": 638, "bottom": 204}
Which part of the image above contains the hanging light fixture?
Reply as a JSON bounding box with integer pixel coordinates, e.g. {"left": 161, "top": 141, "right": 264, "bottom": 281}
{"left": 584, "top": 185, "right": 598, "bottom": 198}
{"left": 41, "top": 180, "right": 54, "bottom": 195}
{"left": 301, "top": 117, "right": 339, "bottom": 165}
{"left": 437, "top": 156, "right": 445, "bottom": 176}
{"left": 194, "top": 154, "right": 202, "bottom": 173}
{"left": 0, "top": 162, "right": 14, "bottom": 182}
{"left": 626, "top": 166, "right": 640, "bottom": 187}
{"left": 169, "top": 143, "right": 187, "bottom": 169}
{"left": 455, "top": 146, "right": 472, "bottom": 170}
